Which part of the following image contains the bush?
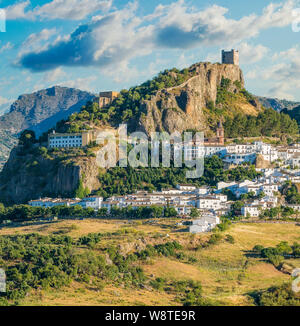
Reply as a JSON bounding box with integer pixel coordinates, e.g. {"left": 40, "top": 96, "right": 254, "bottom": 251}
{"left": 225, "top": 234, "right": 235, "bottom": 244}
{"left": 256, "top": 284, "right": 300, "bottom": 306}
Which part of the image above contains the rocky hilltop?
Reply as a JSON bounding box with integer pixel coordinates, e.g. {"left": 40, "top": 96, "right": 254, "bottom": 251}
{"left": 137, "top": 62, "right": 254, "bottom": 135}
{"left": 0, "top": 61, "right": 297, "bottom": 204}
{"left": 0, "top": 86, "right": 95, "bottom": 169}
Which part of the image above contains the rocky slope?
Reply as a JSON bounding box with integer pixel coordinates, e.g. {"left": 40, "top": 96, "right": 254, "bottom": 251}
{"left": 138, "top": 62, "right": 252, "bottom": 135}
{"left": 0, "top": 146, "right": 100, "bottom": 204}
{"left": 0, "top": 86, "right": 95, "bottom": 170}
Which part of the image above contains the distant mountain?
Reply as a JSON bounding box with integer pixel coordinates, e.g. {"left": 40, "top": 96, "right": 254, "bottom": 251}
{"left": 256, "top": 96, "right": 300, "bottom": 112}
{"left": 0, "top": 86, "right": 95, "bottom": 170}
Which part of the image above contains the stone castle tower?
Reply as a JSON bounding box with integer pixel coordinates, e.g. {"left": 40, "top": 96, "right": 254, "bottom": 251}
{"left": 99, "top": 91, "right": 119, "bottom": 109}
{"left": 222, "top": 49, "right": 239, "bottom": 65}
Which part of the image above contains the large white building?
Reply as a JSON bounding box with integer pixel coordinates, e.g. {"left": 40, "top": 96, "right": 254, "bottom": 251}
{"left": 48, "top": 130, "right": 95, "bottom": 149}
{"left": 48, "top": 133, "right": 83, "bottom": 148}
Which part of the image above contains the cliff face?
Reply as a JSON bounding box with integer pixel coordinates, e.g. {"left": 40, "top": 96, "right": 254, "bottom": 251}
{"left": 138, "top": 62, "right": 245, "bottom": 135}
{"left": 0, "top": 147, "right": 100, "bottom": 204}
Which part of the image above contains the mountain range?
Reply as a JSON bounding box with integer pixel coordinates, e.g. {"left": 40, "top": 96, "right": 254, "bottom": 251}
{"left": 256, "top": 96, "right": 300, "bottom": 112}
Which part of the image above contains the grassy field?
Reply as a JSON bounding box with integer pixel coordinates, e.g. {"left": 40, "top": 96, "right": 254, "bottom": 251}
{"left": 0, "top": 218, "right": 299, "bottom": 306}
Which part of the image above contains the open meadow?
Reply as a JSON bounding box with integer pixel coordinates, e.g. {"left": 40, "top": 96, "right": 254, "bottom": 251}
{"left": 0, "top": 218, "right": 299, "bottom": 306}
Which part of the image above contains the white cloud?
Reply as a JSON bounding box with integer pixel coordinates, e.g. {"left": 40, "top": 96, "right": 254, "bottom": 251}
{"left": 0, "top": 96, "right": 10, "bottom": 106}
{"left": 250, "top": 45, "right": 300, "bottom": 99}
{"left": 4, "top": 1, "right": 30, "bottom": 20}
{"left": 5, "top": 0, "right": 113, "bottom": 21}
{"left": 272, "top": 45, "right": 300, "bottom": 61}
{"left": 238, "top": 43, "right": 269, "bottom": 64}
{"left": 57, "top": 76, "right": 97, "bottom": 91}
{"left": 0, "top": 42, "right": 13, "bottom": 53}
{"left": 43, "top": 67, "right": 66, "bottom": 82}
{"left": 151, "top": 0, "right": 296, "bottom": 48}
{"left": 246, "top": 70, "right": 257, "bottom": 79}
{"left": 267, "top": 82, "right": 295, "bottom": 100}
{"left": 19, "top": 28, "right": 57, "bottom": 56}
{"left": 19, "top": 0, "right": 297, "bottom": 73}
{"left": 205, "top": 52, "right": 219, "bottom": 63}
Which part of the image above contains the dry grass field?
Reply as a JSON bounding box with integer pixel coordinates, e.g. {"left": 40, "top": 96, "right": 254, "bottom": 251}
{"left": 0, "top": 218, "right": 299, "bottom": 306}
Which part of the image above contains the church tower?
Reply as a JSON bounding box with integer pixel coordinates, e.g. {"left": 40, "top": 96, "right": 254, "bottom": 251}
{"left": 216, "top": 120, "right": 224, "bottom": 145}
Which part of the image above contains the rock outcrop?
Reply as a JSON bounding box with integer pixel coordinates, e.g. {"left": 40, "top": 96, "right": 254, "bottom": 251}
{"left": 138, "top": 62, "right": 245, "bottom": 135}
{"left": 0, "top": 146, "right": 100, "bottom": 204}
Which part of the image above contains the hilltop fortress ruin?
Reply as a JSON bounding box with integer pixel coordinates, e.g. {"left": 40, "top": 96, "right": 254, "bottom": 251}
{"left": 222, "top": 49, "right": 239, "bottom": 65}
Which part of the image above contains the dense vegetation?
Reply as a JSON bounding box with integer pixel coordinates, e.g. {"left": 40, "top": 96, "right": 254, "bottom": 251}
{"left": 0, "top": 203, "right": 179, "bottom": 223}
{"left": 0, "top": 232, "right": 213, "bottom": 306}
{"left": 282, "top": 106, "right": 300, "bottom": 128}
{"left": 281, "top": 182, "right": 300, "bottom": 204}
{"left": 96, "top": 156, "right": 261, "bottom": 198}
{"left": 207, "top": 77, "right": 299, "bottom": 137}
{"left": 252, "top": 241, "right": 300, "bottom": 268}
{"left": 259, "top": 206, "right": 299, "bottom": 220}
{"left": 224, "top": 109, "right": 299, "bottom": 138}
{"left": 254, "top": 284, "right": 300, "bottom": 306}
{"left": 50, "top": 67, "right": 196, "bottom": 135}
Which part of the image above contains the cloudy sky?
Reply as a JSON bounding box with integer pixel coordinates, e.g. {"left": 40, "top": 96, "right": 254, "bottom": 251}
{"left": 0, "top": 0, "right": 300, "bottom": 112}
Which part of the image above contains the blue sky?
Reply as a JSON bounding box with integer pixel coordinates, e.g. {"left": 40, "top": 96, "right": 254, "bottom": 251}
{"left": 0, "top": 0, "right": 300, "bottom": 113}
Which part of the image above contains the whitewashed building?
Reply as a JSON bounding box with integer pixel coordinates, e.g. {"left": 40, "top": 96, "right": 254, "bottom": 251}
{"left": 197, "top": 194, "right": 227, "bottom": 210}
{"left": 189, "top": 214, "right": 220, "bottom": 233}
{"left": 223, "top": 153, "right": 256, "bottom": 165}
{"left": 241, "top": 205, "right": 261, "bottom": 218}
{"left": 79, "top": 196, "right": 103, "bottom": 210}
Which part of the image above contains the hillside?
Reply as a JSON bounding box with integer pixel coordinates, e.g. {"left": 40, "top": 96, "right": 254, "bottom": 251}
{"left": 56, "top": 62, "right": 297, "bottom": 139}
{"left": 0, "top": 219, "right": 299, "bottom": 306}
{"left": 57, "top": 62, "right": 262, "bottom": 136}
{"left": 0, "top": 62, "right": 298, "bottom": 204}
{"left": 0, "top": 86, "right": 95, "bottom": 170}
{"left": 282, "top": 106, "right": 300, "bottom": 127}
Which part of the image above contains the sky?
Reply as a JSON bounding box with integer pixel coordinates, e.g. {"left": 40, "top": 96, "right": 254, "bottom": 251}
{"left": 1, "top": 0, "right": 300, "bottom": 113}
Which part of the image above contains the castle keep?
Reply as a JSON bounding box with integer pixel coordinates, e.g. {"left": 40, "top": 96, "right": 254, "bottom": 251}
{"left": 99, "top": 91, "right": 119, "bottom": 109}
{"left": 222, "top": 49, "right": 239, "bottom": 65}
